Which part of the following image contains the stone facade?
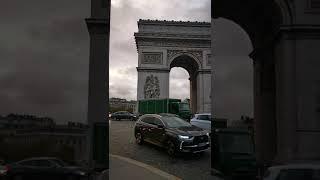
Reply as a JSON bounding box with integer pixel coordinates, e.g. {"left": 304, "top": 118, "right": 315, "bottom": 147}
{"left": 135, "top": 20, "right": 212, "bottom": 113}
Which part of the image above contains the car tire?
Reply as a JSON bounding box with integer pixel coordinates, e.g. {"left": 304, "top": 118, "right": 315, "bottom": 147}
{"left": 167, "top": 140, "right": 177, "bottom": 157}
{"left": 135, "top": 132, "right": 144, "bottom": 145}
{"left": 66, "top": 175, "right": 78, "bottom": 180}
{"left": 12, "top": 175, "right": 23, "bottom": 180}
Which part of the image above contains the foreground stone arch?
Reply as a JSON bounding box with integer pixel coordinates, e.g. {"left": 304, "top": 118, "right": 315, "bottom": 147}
{"left": 212, "top": 0, "right": 320, "bottom": 166}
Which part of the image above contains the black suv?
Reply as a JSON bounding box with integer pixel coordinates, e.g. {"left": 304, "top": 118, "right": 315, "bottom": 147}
{"left": 134, "top": 113, "right": 210, "bottom": 156}
{"left": 111, "top": 111, "right": 136, "bottom": 121}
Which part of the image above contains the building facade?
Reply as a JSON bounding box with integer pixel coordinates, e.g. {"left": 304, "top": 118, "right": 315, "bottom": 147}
{"left": 109, "top": 98, "right": 137, "bottom": 112}
{"left": 0, "top": 114, "right": 88, "bottom": 162}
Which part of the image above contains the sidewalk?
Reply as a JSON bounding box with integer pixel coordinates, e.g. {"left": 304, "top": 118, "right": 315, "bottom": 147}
{"left": 104, "top": 154, "right": 182, "bottom": 180}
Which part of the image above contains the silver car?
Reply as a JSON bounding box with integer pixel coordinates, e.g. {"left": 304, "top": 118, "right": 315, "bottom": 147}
{"left": 0, "top": 160, "right": 7, "bottom": 176}
{"left": 190, "top": 113, "right": 211, "bottom": 131}
{"left": 263, "top": 163, "right": 320, "bottom": 180}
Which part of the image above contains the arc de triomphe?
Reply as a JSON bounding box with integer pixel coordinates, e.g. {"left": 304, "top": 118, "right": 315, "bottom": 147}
{"left": 134, "top": 19, "right": 211, "bottom": 114}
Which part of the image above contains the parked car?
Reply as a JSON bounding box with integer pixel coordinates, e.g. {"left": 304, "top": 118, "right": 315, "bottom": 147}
{"left": 111, "top": 111, "right": 137, "bottom": 121}
{"left": 3, "top": 157, "right": 89, "bottom": 180}
{"left": 190, "top": 113, "right": 211, "bottom": 131}
{"left": 263, "top": 163, "right": 320, "bottom": 180}
{"left": 134, "top": 113, "right": 210, "bottom": 156}
{"left": 0, "top": 159, "right": 7, "bottom": 176}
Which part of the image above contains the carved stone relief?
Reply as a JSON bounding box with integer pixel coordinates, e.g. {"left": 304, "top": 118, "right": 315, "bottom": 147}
{"left": 167, "top": 50, "right": 183, "bottom": 60}
{"left": 167, "top": 50, "right": 203, "bottom": 64}
{"left": 144, "top": 75, "right": 160, "bottom": 99}
{"left": 207, "top": 54, "right": 212, "bottom": 66}
{"left": 142, "top": 53, "right": 163, "bottom": 64}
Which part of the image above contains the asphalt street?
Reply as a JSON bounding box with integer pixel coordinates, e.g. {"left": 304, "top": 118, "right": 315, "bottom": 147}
{"left": 109, "top": 120, "right": 219, "bottom": 180}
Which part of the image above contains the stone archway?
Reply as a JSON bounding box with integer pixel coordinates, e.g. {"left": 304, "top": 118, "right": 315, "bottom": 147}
{"left": 212, "top": 0, "right": 320, "bottom": 166}
{"left": 169, "top": 54, "right": 200, "bottom": 114}
{"left": 135, "top": 19, "right": 212, "bottom": 114}
{"left": 212, "top": 0, "right": 290, "bottom": 166}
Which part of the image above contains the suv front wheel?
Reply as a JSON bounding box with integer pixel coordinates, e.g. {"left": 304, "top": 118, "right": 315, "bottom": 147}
{"left": 167, "top": 140, "right": 177, "bottom": 157}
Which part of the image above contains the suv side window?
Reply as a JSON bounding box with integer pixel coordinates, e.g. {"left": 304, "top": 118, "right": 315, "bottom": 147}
{"left": 19, "top": 160, "right": 36, "bottom": 166}
{"left": 33, "top": 160, "right": 53, "bottom": 167}
{"left": 141, "top": 117, "right": 154, "bottom": 125}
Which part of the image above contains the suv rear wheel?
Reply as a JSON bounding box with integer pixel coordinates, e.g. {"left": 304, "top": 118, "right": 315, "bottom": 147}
{"left": 135, "top": 132, "right": 143, "bottom": 145}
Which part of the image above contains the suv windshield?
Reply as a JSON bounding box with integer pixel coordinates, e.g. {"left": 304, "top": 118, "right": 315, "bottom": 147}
{"left": 161, "top": 116, "right": 192, "bottom": 128}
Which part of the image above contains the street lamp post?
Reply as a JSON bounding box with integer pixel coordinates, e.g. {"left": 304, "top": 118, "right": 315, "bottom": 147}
{"left": 85, "top": 0, "right": 110, "bottom": 174}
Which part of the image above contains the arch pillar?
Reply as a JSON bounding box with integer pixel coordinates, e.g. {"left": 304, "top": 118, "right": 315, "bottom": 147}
{"left": 196, "top": 70, "right": 212, "bottom": 113}
{"left": 189, "top": 75, "right": 198, "bottom": 114}
{"left": 273, "top": 29, "right": 298, "bottom": 163}
{"left": 250, "top": 47, "right": 277, "bottom": 164}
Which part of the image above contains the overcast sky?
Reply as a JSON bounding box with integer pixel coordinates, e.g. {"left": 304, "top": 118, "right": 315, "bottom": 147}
{"left": 0, "top": 0, "right": 253, "bottom": 123}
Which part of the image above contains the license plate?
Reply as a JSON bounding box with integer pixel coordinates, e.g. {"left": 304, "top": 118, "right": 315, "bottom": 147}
{"left": 198, "top": 142, "right": 207, "bottom": 147}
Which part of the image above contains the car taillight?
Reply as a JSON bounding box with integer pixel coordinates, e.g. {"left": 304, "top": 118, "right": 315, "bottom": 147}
{"left": 5, "top": 165, "right": 10, "bottom": 172}
{"left": 0, "top": 165, "right": 9, "bottom": 175}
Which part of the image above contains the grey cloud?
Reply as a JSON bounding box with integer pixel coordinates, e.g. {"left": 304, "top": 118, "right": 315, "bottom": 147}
{"left": 169, "top": 79, "right": 190, "bottom": 100}
{"left": 0, "top": 0, "right": 90, "bottom": 123}
{"left": 169, "top": 68, "right": 190, "bottom": 80}
{"left": 110, "top": 83, "right": 136, "bottom": 100}
{"left": 213, "top": 18, "right": 253, "bottom": 56}
{"left": 117, "top": 67, "right": 137, "bottom": 77}
{"left": 0, "top": 0, "right": 253, "bottom": 124}
{"left": 212, "top": 56, "right": 253, "bottom": 120}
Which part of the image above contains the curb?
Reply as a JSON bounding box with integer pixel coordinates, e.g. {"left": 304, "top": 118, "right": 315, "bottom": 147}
{"left": 110, "top": 154, "right": 182, "bottom": 180}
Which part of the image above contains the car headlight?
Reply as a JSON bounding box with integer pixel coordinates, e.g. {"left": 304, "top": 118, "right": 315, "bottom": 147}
{"left": 76, "top": 171, "right": 87, "bottom": 176}
{"left": 178, "top": 135, "right": 194, "bottom": 140}
{"left": 202, "top": 130, "right": 210, "bottom": 136}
